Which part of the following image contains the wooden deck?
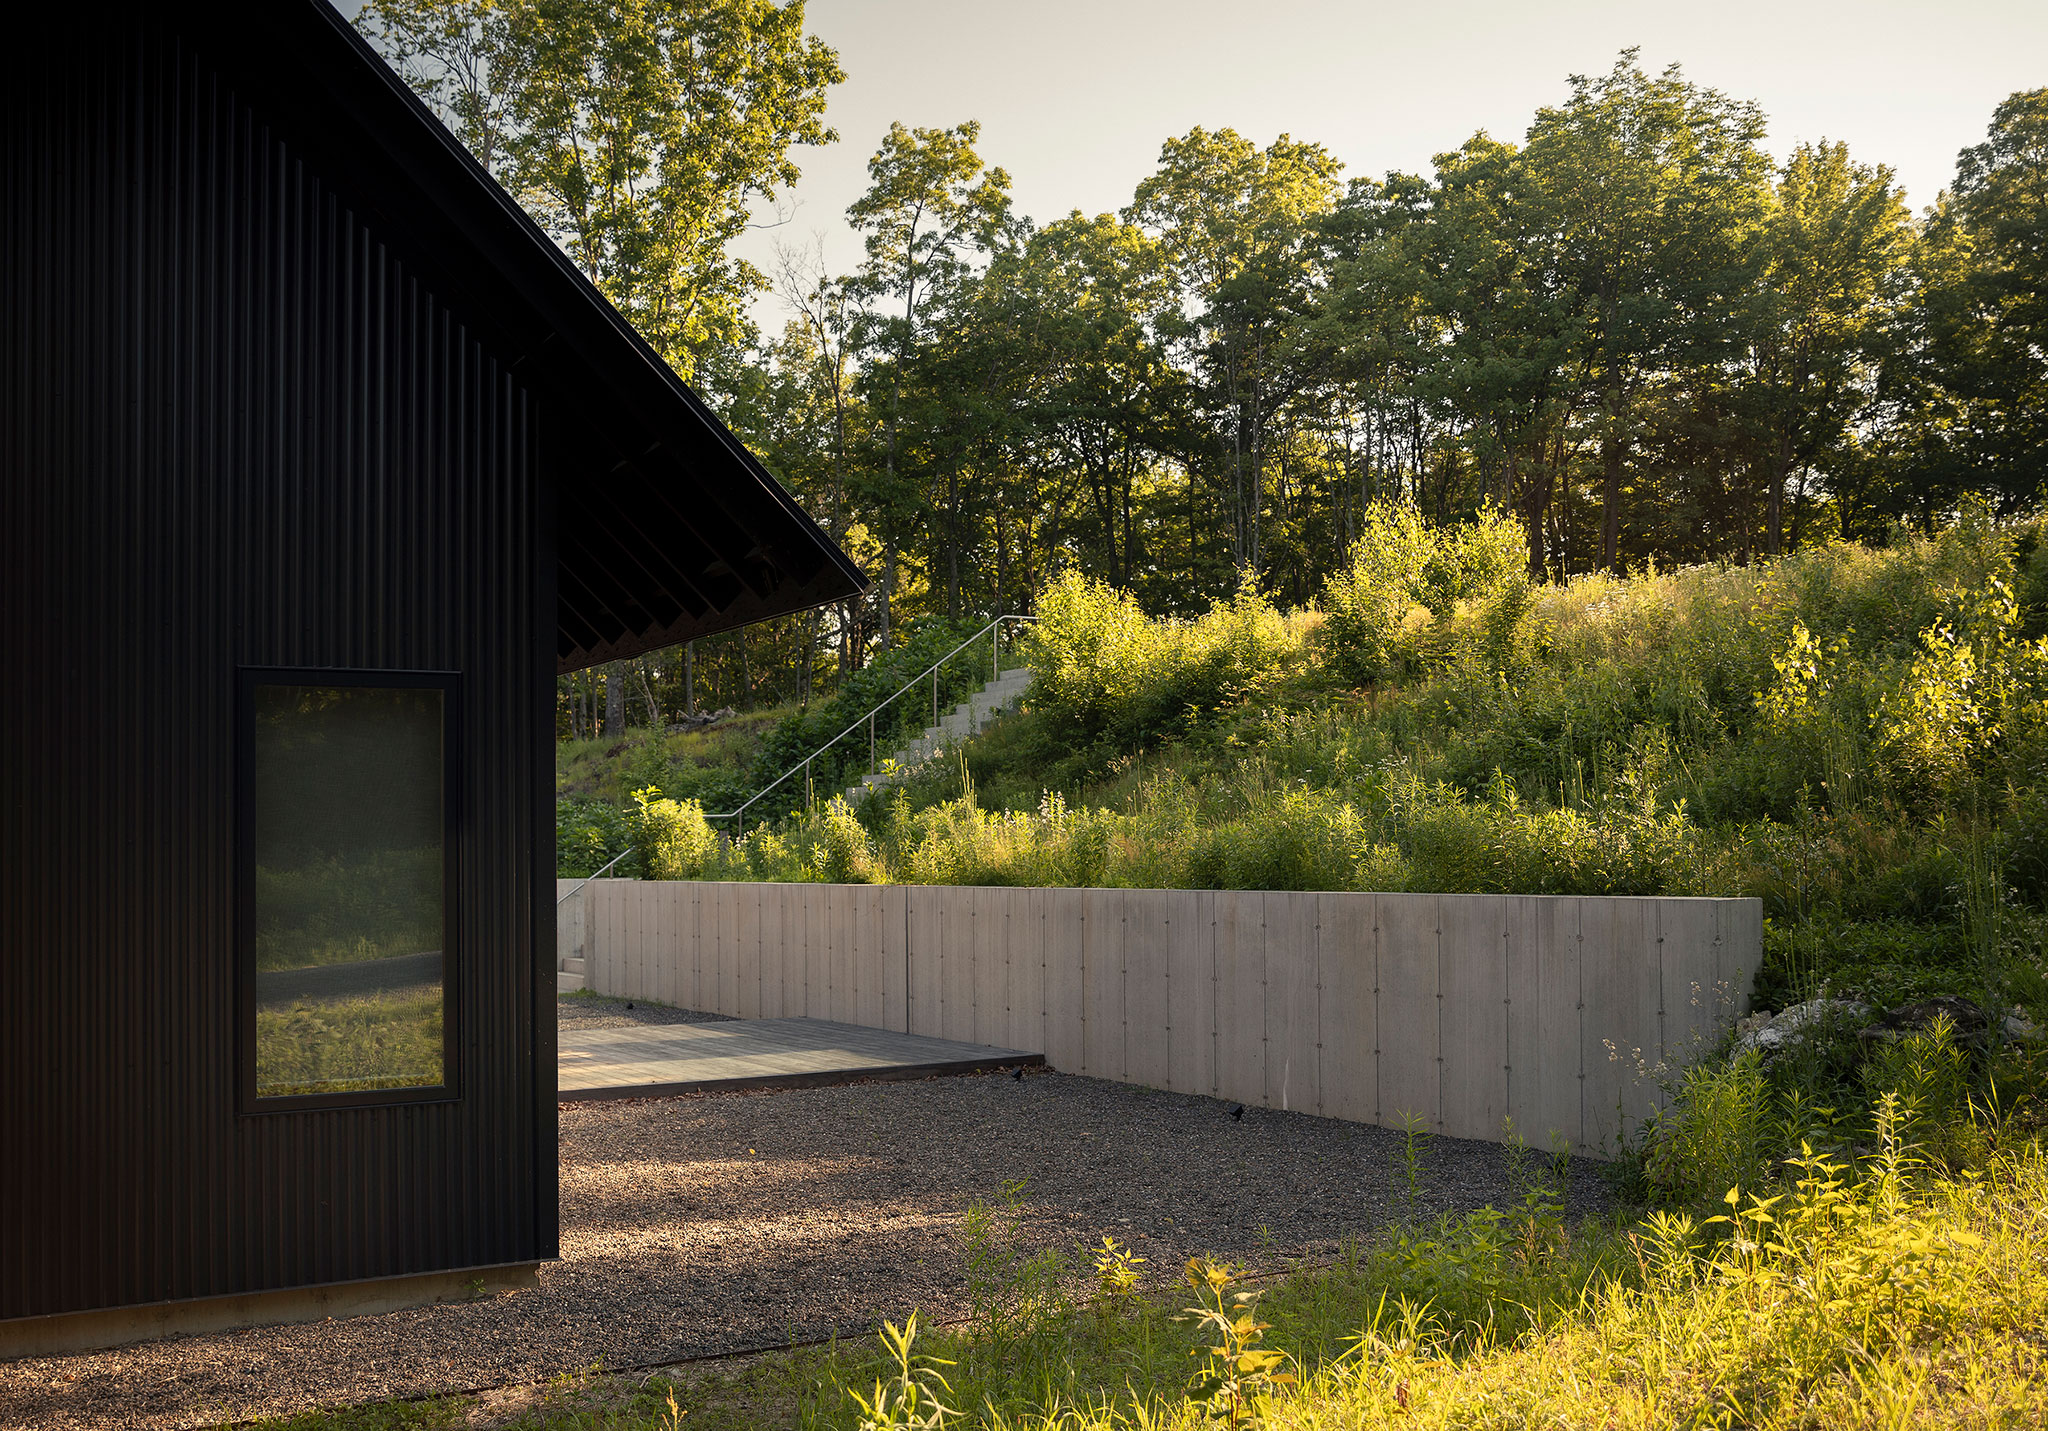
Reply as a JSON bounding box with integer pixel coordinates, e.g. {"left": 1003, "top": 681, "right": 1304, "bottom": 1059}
{"left": 558, "top": 1016, "right": 1042, "bottom": 1101}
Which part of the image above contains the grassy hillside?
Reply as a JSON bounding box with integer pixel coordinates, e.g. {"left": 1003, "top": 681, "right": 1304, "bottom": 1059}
{"left": 626, "top": 507, "right": 2048, "bottom": 1020}
{"left": 301, "top": 514, "right": 2048, "bottom": 1431}
{"left": 608, "top": 509, "right": 2048, "bottom": 1242}
{"left": 557, "top": 620, "right": 1011, "bottom": 877}
{"left": 555, "top": 705, "right": 794, "bottom": 877}
{"left": 557, "top": 704, "right": 796, "bottom": 807}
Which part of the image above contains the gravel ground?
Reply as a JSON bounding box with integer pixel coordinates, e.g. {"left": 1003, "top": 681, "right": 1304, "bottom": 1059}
{"left": 2, "top": 1046, "right": 1611, "bottom": 1430}
{"left": 555, "top": 993, "right": 736, "bottom": 1032}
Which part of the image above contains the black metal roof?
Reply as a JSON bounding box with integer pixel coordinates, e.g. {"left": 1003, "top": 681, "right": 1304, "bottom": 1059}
{"left": 186, "top": 1, "right": 866, "bottom": 673}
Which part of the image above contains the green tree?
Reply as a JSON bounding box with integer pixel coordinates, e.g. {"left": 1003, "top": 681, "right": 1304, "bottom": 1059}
{"left": 358, "top": 0, "right": 842, "bottom": 380}
{"left": 993, "top": 213, "right": 1187, "bottom": 596}
{"left": 1128, "top": 128, "right": 1343, "bottom": 580}
{"left": 1415, "top": 134, "right": 1584, "bottom": 576}
{"left": 1742, "top": 141, "right": 1910, "bottom": 552}
{"left": 1304, "top": 172, "right": 1444, "bottom": 537}
{"left": 844, "top": 121, "right": 1015, "bottom": 641}
{"left": 1897, "top": 89, "right": 2048, "bottom": 516}
{"left": 773, "top": 238, "right": 871, "bottom": 673}
{"left": 1520, "top": 52, "right": 1773, "bottom": 569}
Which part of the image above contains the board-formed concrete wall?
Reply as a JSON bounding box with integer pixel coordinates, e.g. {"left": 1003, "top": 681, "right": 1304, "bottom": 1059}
{"left": 557, "top": 880, "right": 1762, "bottom": 1155}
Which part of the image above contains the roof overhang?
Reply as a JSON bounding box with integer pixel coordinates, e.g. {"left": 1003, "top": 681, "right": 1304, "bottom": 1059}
{"left": 179, "top": 1, "right": 866, "bottom": 673}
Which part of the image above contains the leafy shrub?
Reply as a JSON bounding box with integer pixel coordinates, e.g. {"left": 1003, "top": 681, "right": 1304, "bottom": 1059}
{"left": 804, "top": 798, "right": 878, "bottom": 884}
{"left": 1876, "top": 610, "right": 1995, "bottom": 801}
{"left": 632, "top": 788, "right": 717, "bottom": 880}
{"left": 1318, "top": 504, "right": 1530, "bottom": 687}
{"left": 558, "top": 796, "right": 631, "bottom": 879}
{"left": 1752, "top": 621, "right": 1870, "bottom": 812}
{"left": 1317, "top": 502, "right": 1435, "bottom": 685}
{"left": 1860, "top": 1020, "right": 1987, "bottom": 1170}
{"left": 1425, "top": 505, "right": 1529, "bottom": 617}
{"left": 1182, "top": 787, "right": 1368, "bottom": 891}
{"left": 1641, "top": 1052, "right": 1772, "bottom": 1210}
{"left": 1027, "top": 571, "right": 1292, "bottom": 757}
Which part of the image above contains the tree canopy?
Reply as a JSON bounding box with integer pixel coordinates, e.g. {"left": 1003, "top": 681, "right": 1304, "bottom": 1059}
{"left": 352, "top": 14, "right": 2048, "bottom": 731}
{"left": 360, "top": 0, "right": 842, "bottom": 379}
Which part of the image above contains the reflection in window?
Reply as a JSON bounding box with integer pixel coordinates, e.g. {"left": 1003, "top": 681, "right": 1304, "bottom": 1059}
{"left": 251, "top": 682, "right": 447, "bottom": 1099}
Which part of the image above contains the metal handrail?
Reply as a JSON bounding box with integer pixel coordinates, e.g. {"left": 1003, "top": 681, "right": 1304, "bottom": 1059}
{"left": 554, "top": 845, "right": 636, "bottom": 904}
{"left": 708, "top": 614, "right": 1036, "bottom": 836}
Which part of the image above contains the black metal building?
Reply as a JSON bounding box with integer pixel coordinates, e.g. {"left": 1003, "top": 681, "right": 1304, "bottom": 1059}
{"left": 0, "top": 1, "right": 860, "bottom": 1353}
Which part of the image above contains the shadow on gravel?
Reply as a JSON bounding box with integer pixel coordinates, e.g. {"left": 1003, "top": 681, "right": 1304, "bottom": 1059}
{"left": 0, "top": 1022, "right": 1611, "bottom": 1431}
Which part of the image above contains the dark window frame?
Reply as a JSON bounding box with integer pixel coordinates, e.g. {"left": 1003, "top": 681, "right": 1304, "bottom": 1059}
{"left": 235, "top": 666, "right": 464, "bottom": 1115}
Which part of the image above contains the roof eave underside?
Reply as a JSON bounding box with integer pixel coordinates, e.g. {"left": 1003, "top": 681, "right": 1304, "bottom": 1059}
{"left": 183, "top": 2, "right": 866, "bottom": 675}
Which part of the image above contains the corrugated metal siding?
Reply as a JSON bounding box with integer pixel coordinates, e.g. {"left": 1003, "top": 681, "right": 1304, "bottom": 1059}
{"left": 1, "top": 27, "right": 553, "bottom": 1319}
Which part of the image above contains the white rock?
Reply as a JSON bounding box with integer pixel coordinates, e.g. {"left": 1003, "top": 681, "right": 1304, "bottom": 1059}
{"left": 1732, "top": 997, "right": 1870, "bottom": 1059}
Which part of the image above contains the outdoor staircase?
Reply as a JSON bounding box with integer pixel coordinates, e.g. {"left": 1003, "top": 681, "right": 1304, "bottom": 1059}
{"left": 843, "top": 665, "right": 1033, "bottom": 803}
{"left": 557, "top": 894, "right": 590, "bottom": 993}
{"left": 555, "top": 662, "right": 1035, "bottom": 993}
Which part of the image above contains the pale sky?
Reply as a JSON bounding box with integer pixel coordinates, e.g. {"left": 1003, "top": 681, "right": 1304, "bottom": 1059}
{"left": 330, "top": 0, "right": 2048, "bottom": 333}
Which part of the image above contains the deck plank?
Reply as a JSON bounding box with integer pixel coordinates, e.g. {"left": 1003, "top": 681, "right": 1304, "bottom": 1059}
{"left": 559, "top": 1016, "right": 1042, "bottom": 1099}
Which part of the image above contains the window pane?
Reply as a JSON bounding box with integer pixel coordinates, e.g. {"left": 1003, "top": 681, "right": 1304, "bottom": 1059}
{"left": 252, "top": 683, "right": 446, "bottom": 1098}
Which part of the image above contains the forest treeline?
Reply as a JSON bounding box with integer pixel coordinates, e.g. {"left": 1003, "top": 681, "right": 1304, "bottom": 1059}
{"left": 358, "top": 3, "right": 2047, "bottom": 738}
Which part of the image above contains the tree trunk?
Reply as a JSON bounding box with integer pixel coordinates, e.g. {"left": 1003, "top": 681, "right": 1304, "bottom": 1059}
{"left": 604, "top": 661, "right": 625, "bottom": 736}
{"left": 878, "top": 539, "right": 896, "bottom": 649}
{"left": 1766, "top": 434, "right": 1793, "bottom": 556}
{"left": 1788, "top": 463, "right": 1810, "bottom": 552}
{"left": 801, "top": 611, "right": 817, "bottom": 707}
{"left": 636, "top": 658, "right": 662, "bottom": 728}
{"left": 1247, "top": 370, "right": 1264, "bottom": 578}
{"left": 994, "top": 501, "right": 1008, "bottom": 614}
{"left": 1600, "top": 424, "right": 1624, "bottom": 573}
{"left": 1515, "top": 450, "right": 1550, "bottom": 580}
{"left": 1553, "top": 430, "right": 1570, "bottom": 578}
{"left": 946, "top": 468, "right": 961, "bottom": 620}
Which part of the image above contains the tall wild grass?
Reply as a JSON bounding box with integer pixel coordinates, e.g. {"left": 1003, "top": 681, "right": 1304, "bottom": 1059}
{"left": 257, "top": 1056, "right": 2048, "bottom": 1431}
{"left": 622, "top": 503, "right": 2048, "bottom": 1021}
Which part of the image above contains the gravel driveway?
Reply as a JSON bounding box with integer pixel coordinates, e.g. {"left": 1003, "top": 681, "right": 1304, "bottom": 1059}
{"left": 1, "top": 1017, "right": 1610, "bottom": 1431}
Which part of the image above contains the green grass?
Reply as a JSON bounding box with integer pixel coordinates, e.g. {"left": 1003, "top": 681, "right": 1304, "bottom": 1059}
{"left": 223, "top": 1098, "right": 2048, "bottom": 1431}
{"left": 610, "top": 514, "right": 2048, "bottom": 1035}
{"left": 255, "top": 991, "right": 444, "bottom": 1097}
{"left": 557, "top": 624, "right": 1029, "bottom": 877}
{"left": 557, "top": 704, "right": 800, "bottom": 807}
{"left": 253, "top": 848, "right": 440, "bottom": 972}
{"left": 251, "top": 514, "right": 2048, "bottom": 1429}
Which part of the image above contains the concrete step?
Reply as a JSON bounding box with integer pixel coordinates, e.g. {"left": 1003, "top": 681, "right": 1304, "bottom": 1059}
{"left": 556, "top": 969, "right": 584, "bottom": 994}
{"left": 839, "top": 665, "right": 1038, "bottom": 806}
{"left": 564, "top": 956, "right": 586, "bottom": 976}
